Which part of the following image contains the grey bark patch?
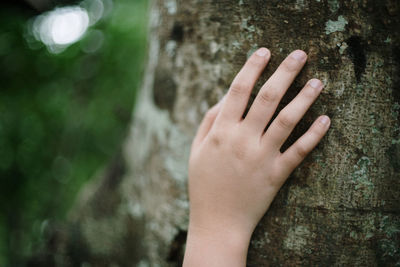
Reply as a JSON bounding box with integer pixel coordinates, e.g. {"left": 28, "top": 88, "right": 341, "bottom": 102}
{"left": 325, "top": 15, "right": 348, "bottom": 34}
{"left": 153, "top": 68, "right": 177, "bottom": 112}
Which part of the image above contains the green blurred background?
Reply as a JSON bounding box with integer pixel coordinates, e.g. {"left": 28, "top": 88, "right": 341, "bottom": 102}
{"left": 0, "top": 0, "right": 148, "bottom": 265}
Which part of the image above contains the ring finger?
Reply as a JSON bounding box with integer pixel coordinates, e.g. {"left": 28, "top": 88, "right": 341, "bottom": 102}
{"left": 262, "top": 78, "right": 324, "bottom": 149}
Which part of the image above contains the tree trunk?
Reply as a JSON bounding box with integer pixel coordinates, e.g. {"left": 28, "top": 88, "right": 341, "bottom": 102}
{"left": 34, "top": 0, "right": 400, "bottom": 266}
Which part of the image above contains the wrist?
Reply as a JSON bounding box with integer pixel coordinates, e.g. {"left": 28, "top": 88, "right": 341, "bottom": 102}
{"left": 183, "top": 223, "right": 252, "bottom": 267}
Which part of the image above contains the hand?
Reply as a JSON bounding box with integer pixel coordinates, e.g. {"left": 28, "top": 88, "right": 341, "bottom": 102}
{"left": 183, "top": 48, "right": 330, "bottom": 266}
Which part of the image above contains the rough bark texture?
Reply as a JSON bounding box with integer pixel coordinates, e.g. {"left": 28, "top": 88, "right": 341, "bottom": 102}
{"left": 34, "top": 0, "right": 400, "bottom": 266}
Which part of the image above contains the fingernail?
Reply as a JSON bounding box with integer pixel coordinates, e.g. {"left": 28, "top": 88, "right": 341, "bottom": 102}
{"left": 310, "top": 79, "right": 323, "bottom": 89}
{"left": 291, "top": 50, "right": 306, "bottom": 61}
{"left": 320, "top": 115, "right": 330, "bottom": 126}
{"left": 256, "top": 47, "right": 270, "bottom": 57}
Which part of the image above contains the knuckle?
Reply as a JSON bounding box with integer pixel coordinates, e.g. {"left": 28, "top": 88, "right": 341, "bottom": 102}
{"left": 312, "top": 125, "right": 326, "bottom": 137}
{"left": 232, "top": 143, "right": 247, "bottom": 160}
{"left": 205, "top": 108, "right": 216, "bottom": 119}
{"left": 277, "top": 112, "right": 295, "bottom": 129}
{"left": 295, "top": 144, "right": 309, "bottom": 159}
{"left": 231, "top": 139, "right": 252, "bottom": 160}
{"left": 208, "top": 131, "right": 223, "bottom": 146}
{"left": 229, "top": 81, "right": 247, "bottom": 96}
{"left": 282, "top": 57, "right": 301, "bottom": 72}
{"left": 248, "top": 54, "right": 266, "bottom": 68}
{"left": 304, "top": 85, "right": 319, "bottom": 98}
{"left": 258, "top": 87, "right": 278, "bottom": 105}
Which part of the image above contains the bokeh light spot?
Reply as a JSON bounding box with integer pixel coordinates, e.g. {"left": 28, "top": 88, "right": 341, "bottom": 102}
{"left": 50, "top": 9, "right": 89, "bottom": 45}
{"left": 32, "top": 6, "right": 90, "bottom": 53}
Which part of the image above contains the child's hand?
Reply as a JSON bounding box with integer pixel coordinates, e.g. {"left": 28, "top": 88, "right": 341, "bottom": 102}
{"left": 183, "top": 48, "right": 330, "bottom": 266}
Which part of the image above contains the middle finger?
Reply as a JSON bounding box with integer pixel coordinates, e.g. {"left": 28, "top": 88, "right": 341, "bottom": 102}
{"left": 242, "top": 50, "right": 307, "bottom": 135}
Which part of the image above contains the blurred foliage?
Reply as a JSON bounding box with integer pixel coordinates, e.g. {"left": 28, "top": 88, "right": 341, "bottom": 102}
{"left": 0, "top": 0, "right": 148, "bottom": 265}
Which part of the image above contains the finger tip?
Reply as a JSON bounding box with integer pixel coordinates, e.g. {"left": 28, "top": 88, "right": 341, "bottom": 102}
{"left": 256, "top": 47, "right": 271, "bottom": 58}
{"left": 291, "top": 50, "right": 307, "bottom": 61}
{"left": 319, "top": 115, "right": 330, "bottom": 126}
{"left": 309, "top": 78, "right": 323, "bottom": 90}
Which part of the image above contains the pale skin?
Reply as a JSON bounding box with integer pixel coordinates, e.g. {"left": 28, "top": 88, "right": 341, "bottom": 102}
{"left": 183, "top": 48, "right": 331, "bottom": 266}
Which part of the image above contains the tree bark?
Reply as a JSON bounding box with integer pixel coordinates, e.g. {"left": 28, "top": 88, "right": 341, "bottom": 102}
{"left": 35, "top": 0, "right": 400, "bottom": 266}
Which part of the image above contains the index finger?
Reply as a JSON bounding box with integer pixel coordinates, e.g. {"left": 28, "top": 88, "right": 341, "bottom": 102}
{"left": 215, "top": 48, "right": 270, "bottom": 124}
